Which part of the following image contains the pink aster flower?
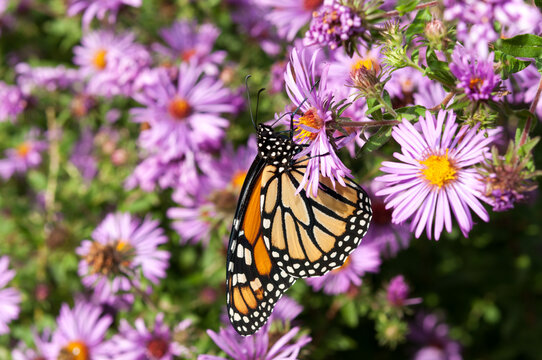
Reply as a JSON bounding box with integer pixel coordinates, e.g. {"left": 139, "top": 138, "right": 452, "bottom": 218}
{"left": 168, "top": 137, "right": 257, "bottom": 245}
{"left": 305, "top": 244, "right": 381, "bottom": 295}
{"left": 109, "top": 313, "right": 193, "bottom": 360}
{"left": 42, "top": 301, "right": 113, "bottom": 360}
{"left": 255, "top": 0, "right": 324, "bottom": 41}
{"left": 285, "top": 46, "right": 352, "bottom": 196}
{"left": 68, "top": 0, "right": 142, "bottom": 28}
{"left": 73, "top": 30, "right": 150, "bottom": 98}
{"left": 76, "top": 212, "right": 169, "bottom": 298}
{"left": 0, "top": 130, "right": 47, "bottom": 180}
{"left": 153, "top": 20, "right": 226, "bottom": 76}
{"left": 131, "top": 64, "right": 237, "bottom": 162}
{"left": 15, "top": 63, "right": 81, "bottom": 94}
{"left": 386, "top": 275, "right": 422, "bottom": 307}
{"left": 375, "top": 110, "right": 496, "bottom": 240}
{"left": 11, "top": 330, "right": 51, "bottom": 360}
{"left": 201, "top": 297, "right": 311, "bottom": 360}
{"left": 409, "top": 312, "right": 463, "bottom": 360}
{"left": 449, "top": 45, "right": 500, "bottom": 102}
{"left": 363, "top": 182, "right": 411, "bottom": 257}
{"left": 0, "top": 81, "right": 26, "bottom": 122}
{"left": 0, "top": 256, "right": 21, "bottom": 334}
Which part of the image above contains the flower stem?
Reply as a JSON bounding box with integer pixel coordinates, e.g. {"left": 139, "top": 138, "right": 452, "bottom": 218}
{"left": 376, "top": 93, "right": 398, "bottom": 118}
{"left": 377, "top": 1, "right": 438, "bottom": 19}
{"left": 519, "top": 76, "right": 542, "bottom": 146}
{"left": 429, "top": 91, "right": 456, "bottom": 111}
{"left": 341, "top": 120, "right": 401, "bottom": 127}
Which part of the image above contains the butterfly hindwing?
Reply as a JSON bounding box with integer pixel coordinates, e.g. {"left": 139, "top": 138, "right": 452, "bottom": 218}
{"left": 260, "top": 157, "right": 372, "bottom": 278}
{"left": 226, "top": 157, "right": 296, "bottom": 336}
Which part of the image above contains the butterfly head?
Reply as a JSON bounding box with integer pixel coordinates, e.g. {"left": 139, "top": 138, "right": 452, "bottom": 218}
{"left": 256, "top": 124, "right": 299, "bottom": 163}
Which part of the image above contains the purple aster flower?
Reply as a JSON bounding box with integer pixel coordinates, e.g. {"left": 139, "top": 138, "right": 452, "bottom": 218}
{"left": 11, "top": 330, "right": 51, "bottom": 360}
{"left": 0, "top": 256, "right": 21, "bottom": 334}
{"left": 168, "top": 137, "right": 257, "bottom": 245}
{"left": 304, "top": 1, "right": 364, "bottom": 50}
{"left": 68, "top": 0, "right": 142, "bottom": 28}
{"left": 363, "top": 182, "right": 411, "bottom": 257}
{"left": 305, "top": 244, "right": 381, "bottom": 295}
{"left": 70, "top": 128, "right": 98, "bottom": 182}
{"left": 269, "top": 60, "right": 287, "bottom": 94}
{"left": 449, "top": 46, "right": 500, "bottom": 101}
{"left": 375, "top": 110, "right": 496, "bottom": 240}
{"left": 76, "top": 212, "right": 169, "bottom": 297}
{"left": 444, "top": 0, "right": 541, "bottom": 57}
{"left": 327, "top": 45, "right": 381, "bottom": 92}
{"left": 15, "top": 63, "right": 81, "bottom": 94}
{"left": 73, "top": 30, "right": 150, "bottom": 98}
{"left": 42, "top": 301, "right": 112, "bottom": 360}
{"left": 131, "top": 64, "right": 237, "bottom": 161}
{"left": 285, "top": 46, "right": 352, "bottom": 197}
{"left": 153, "top": 20, "right": 226, "bottom": 76}
{"left": 255, "top": 0, "right": 324, "bottom": 41}
{"left": 506, "top": 64, "right": 542, "bottom": 119}
{"left": 386, "top": 275, "right": 422, "bottom": 307}
{"left": 228, "top": 0, "right": 282, "bottom": 55}
{"left": 0, "top": 130, "right": 47, "bottom": 180}
{"left": 0, "top": 81, "right": 26, "bottom": 122}
{"left": 201, "top": 297, "right": 311, "bottom": 360}
{"left": 409, "top": 312, "right": 462, "bottom": 360}
{"left": 109, "top": 313, "right": 193, "bottom": 360}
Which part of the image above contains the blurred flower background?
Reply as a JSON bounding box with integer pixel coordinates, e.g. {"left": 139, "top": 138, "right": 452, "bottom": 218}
{"left": 1, "top": 0, "right": 542, "bottom": 359}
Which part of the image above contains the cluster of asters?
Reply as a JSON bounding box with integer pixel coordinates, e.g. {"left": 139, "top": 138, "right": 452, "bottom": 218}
{"left": 0, "top": 0, "right": 541, "bottom": 358}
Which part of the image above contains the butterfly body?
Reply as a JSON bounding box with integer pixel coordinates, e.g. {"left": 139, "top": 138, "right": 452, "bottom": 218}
{"left": 226, "top": 123, "right": 372, "bottom": 336}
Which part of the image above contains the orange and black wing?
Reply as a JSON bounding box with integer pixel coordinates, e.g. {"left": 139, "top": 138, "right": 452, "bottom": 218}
{"left": 260, "top": 157, "right": 372, "bottom": 278}
{"left": 226, "top": 158, "right": 296, "bottom": 336}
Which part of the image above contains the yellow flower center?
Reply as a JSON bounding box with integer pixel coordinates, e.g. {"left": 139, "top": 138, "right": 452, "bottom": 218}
{"left": 168, "top": 97, "right": 191, "bottom": 120}
{"left": 331, "top": 255, "right": 351, "bottom": 274}
{"left": 231, "top": 170, "right": 247, "bottom": 190}
{"left": 92, "top": 49, "right": 107, "bottom": 70}
{"left": 58, "top": 341, "right": 89, "bottom": 360}
{"left": 303, "top": 0, "right": 323, "bottom": 11}
{"left": 16, "top": 142, "right": 31, "bottom": 157}
{"left": 419, "top": 151, "right": 457, "bottom": 188}
{"left": 294, "top": 108, "right": 323, "bottom": 143}
{"left": 351, "top": 57, "right": 380, "bottom": 74}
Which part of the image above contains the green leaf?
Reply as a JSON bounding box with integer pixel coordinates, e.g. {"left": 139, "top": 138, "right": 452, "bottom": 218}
{"left": 497, "top": 34, "right": 542, "bottom": 58}
{"left": 494, "top": 50, "right": 531, "bottom": 79}
{"left": 405, "top": 8, "right": 431, "bottom": 43}
{"left": 366, "top": 98, "right": 383, "bottom": 120}
{"left": 341, "top": 301, "right": 359, "bottom": 328}
{"left": 536, "top": 0, "right": 542, "bottom": 9}
{"left": 426, "top": 51, "right": 456, "bottom": 87}
{"left": 395, "top": 0, "right": 419, "bottom": 15}
{"left": 393, "top": 105, "right": 427, "bottom": 121}
{"left": 361, "top": 125, "right": 394, "bottom": 153}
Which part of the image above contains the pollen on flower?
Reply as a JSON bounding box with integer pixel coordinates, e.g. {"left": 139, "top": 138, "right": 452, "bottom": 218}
{"left": 181, "top": 48, "right": 197, "bottom": 62}
{"left": 303, "top": 0, "right": 323, "bottom": 11}
{"left": 16, "top": 142, "right": 31, "bottom": 157}
{"left": 294, "top": 107, "right": 323, "bottom": 143}
{"left": 419, "top": 151, "right": 457, "bottom": 188}
{"left": 59, "top": 340, "right": 89, "bottom": 360}
{"left": 331, "top": 255, "right": 351, "bottom": 274}
{"left": 92, "top": 49, "right": 107, "bottom": 70}
{"left": 231, "top": 170, "right": 247, "bottom": 190}
{"left": 147, "top": 337, "right": 169, "bottom": 358}
{"left": 351, "top": 57, "right": 380, "bottom": 74}
{"left": 168, "top": 97, "right": 191, "bottom": 120}
{"left": 469, "top": 77, "right": 483, "bottom": 92}
{"left": 84, "top": 240, "right": 132, "bottom": 275}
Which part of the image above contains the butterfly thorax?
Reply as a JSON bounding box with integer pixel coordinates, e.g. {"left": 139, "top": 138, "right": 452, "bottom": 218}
{"left": 256, "top": 124, "right": 302, "bottom": 172}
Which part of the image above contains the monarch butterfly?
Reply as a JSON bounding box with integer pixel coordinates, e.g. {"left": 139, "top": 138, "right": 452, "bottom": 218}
{"left": 226, "top": 89, "right": 372, "bottom": 336}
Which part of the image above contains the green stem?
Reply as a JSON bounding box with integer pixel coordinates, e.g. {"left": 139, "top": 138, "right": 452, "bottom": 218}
{"left": 376, "top": 93, "right": 398, "bottom": 118}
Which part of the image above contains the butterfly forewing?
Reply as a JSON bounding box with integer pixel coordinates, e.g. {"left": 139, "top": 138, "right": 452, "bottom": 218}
{"left": 226, "top": 157, "right": 296, "bottom": 336}
{"left": 260, "top": 157, "right": 372, "bottom": 278}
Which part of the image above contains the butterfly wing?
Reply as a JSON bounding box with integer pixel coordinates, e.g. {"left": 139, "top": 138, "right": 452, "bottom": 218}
{"left": 260, "top": 157, "right": 372, "bottom": 278}
{"left": 226, "top": 157, "right": 296, "bottom": 336}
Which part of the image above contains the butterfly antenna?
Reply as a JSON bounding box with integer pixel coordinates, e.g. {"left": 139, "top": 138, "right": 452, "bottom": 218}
{"left": 288, "top": 79, "right": 321, "bottom": 139}
{"left": 245, "top": 75, "right": 257, "bottom": 130}
{"left": 255, "top": 87, "right": 266, "bottom": 125}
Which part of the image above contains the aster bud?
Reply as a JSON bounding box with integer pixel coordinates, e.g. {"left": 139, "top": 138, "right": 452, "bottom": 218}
{"left": 424, "top": 19, "right": 447, "bottom": 49}
{"left": 350, "top": 59, "right": 381, "bottom": 97}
